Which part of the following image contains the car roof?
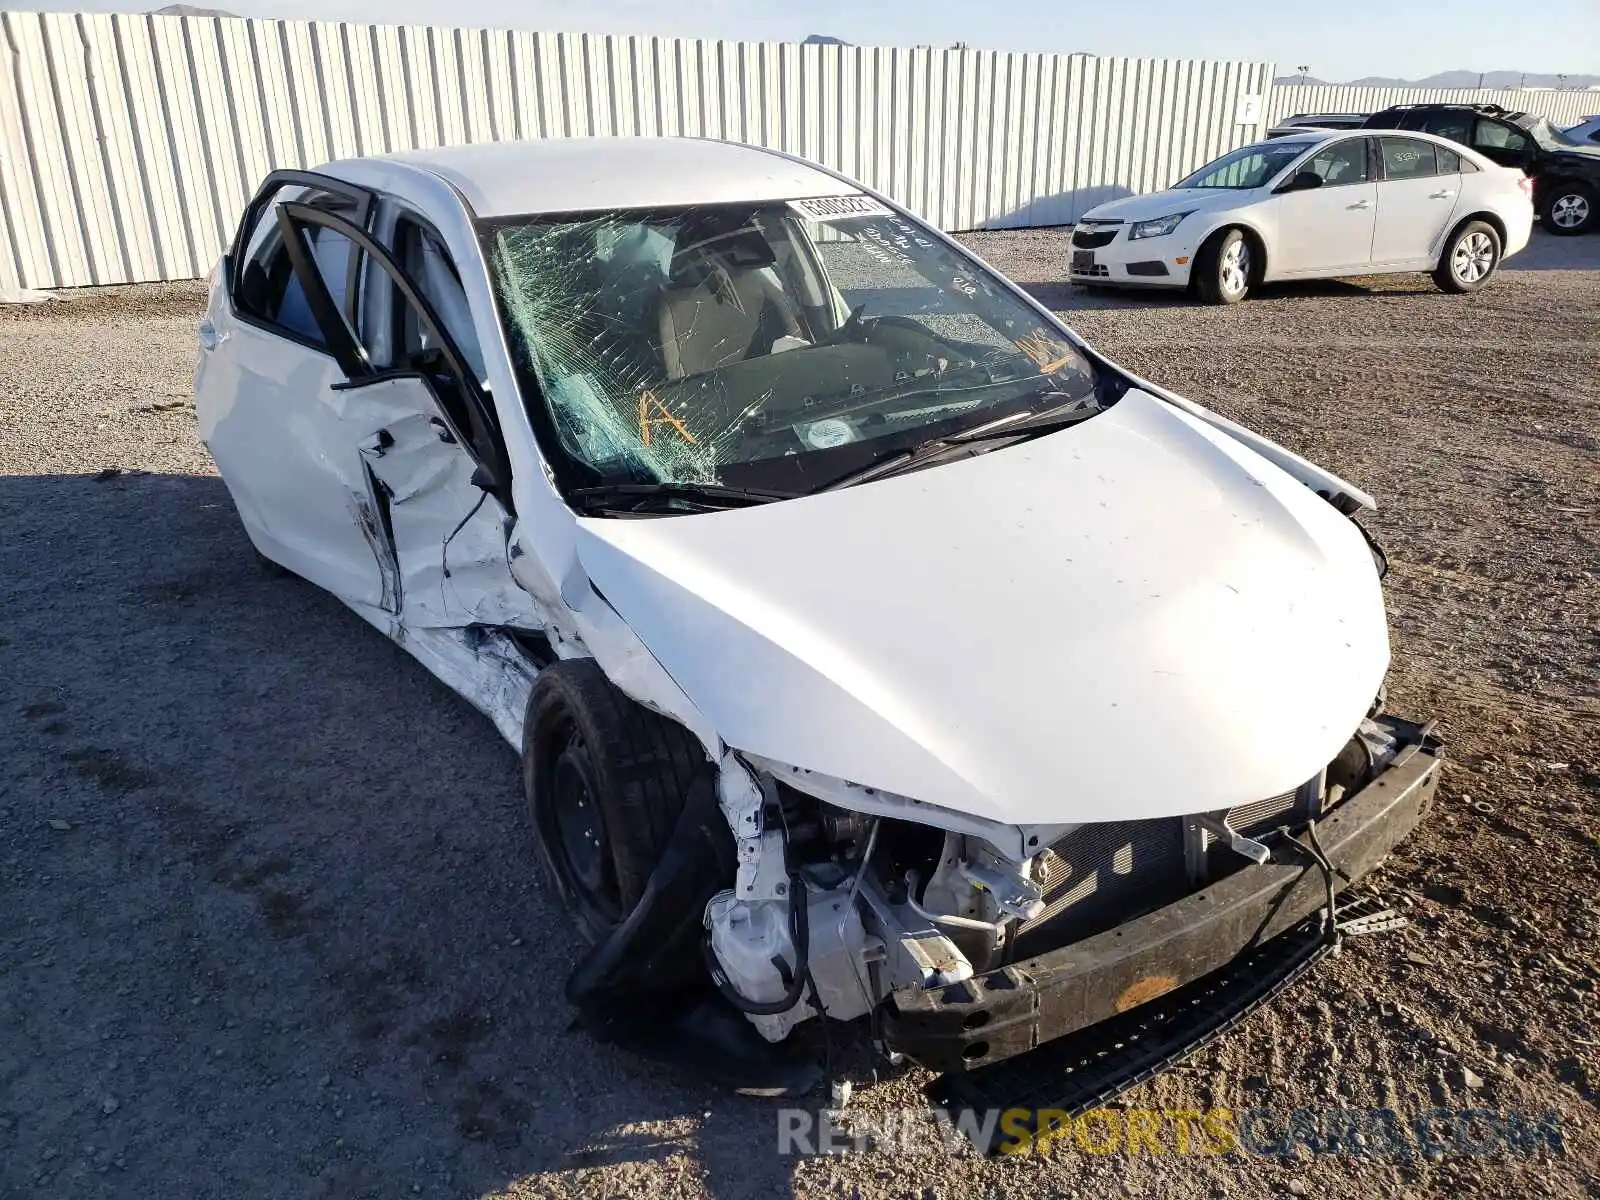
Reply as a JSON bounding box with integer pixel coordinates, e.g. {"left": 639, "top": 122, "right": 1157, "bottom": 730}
{"left": 345, "top": 137, "right": 859, "bottom": 219}
{"left": 1370, "top": 102, "right": 1535, "bottom": 123}
{"left": 1252, "top": 131, "right": 1338, "bottom": 148}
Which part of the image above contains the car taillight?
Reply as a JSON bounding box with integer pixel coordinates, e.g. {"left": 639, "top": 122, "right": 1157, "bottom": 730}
{"left": 1517, "top": 174, "right": 1534, "bottom": 197}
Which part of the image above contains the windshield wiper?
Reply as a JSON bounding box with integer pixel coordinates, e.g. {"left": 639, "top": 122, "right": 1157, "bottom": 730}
{"left": 569, "top": 481, "right": 799, "bottom": 514}
{"left": 939, "top": 395, "right": 1099, "bottom": 441}
{"left": 816, "top": 396, "right": 1101, "bottom": 493}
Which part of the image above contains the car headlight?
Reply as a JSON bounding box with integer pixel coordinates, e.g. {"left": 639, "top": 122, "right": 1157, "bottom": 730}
{"left": 1128, "top": 212, "right": 1192, "bottom": 240}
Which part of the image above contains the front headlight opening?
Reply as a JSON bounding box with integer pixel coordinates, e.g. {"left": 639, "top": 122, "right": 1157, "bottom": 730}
{"left": 1129, "top": 212, "right": 1191, "bottom": 240}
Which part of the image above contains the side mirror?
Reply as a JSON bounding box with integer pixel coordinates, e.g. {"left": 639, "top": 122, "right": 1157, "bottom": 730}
{"left": 1275, "top": 170, "right": 1324, "bottom": 194}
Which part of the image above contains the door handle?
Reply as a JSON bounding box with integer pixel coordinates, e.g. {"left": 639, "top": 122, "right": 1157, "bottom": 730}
{"left": 1347, "top": 201, "right": 1371, "bottom": 210}
{"left": 1429, "top": 190, "right": 1453, "bottom": 199}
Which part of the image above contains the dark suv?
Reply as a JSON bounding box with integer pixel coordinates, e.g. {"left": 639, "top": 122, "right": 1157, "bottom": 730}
{"left": 1363, "top": 103, "right": 1600, "bottom": 234}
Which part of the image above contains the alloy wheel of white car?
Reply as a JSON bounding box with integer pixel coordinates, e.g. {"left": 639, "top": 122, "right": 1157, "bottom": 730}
{"left": 1451, "top": 232, "right": 1496, "bottom": 285}
{"left": 1433, "top": 220, "right": 1501, "bottom": 295}
{"left": 1220, "top": 239, "right": 1250, "bottom": 297}
{"left": 1196, "top": 229, "right": 1254, "bottom": 305}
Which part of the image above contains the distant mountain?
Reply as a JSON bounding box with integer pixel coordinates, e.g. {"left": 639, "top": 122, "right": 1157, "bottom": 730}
{"left": 802, "top": 34, "right": 849, "bottom": 45}
{"left": 1276, "top": 70, "right": 1598, "bottom": 89}
{"left": 151, "top": 4, "right": 240, "bottom": 14}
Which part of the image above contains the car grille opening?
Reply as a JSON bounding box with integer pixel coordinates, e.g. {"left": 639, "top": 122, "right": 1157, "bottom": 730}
{"left": 1010, "top": 817, "right": 1187, "bottom": 959}
{"left": 1009, "top": 786, "right": 1318, "bottom": 960}
{"left": 1071, "top": 228, "right": 1119, "bottom": 249}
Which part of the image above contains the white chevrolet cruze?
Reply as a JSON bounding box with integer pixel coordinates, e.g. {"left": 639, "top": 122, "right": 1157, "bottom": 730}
{"left": 195, "top": 136, "right": 1442, "bottom": 1110}
{"left": 1070, "top": 129, "right": 1533, "bottom": 302}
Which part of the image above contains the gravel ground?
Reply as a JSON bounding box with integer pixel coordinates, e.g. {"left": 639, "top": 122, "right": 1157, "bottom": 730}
{"left": 1, "top": 231, "right": 1596, "bottom": 1199}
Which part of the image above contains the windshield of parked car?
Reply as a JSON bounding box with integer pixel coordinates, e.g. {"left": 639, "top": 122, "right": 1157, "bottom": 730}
{"left": 1174, "top": 141, "right": 1312, "bottom": 189}
{"left": 481, "top": 197, "right": 1102, "bottom": 498}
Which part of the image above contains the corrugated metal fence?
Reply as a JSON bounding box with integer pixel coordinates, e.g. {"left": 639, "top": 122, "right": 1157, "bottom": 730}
{"left": 5, "top": 10, "right": 1596, "bottom": 293}
{"left": 0, "top": 10, "right": 1275, "bottom": 291}
{"left": 1269, "top": 84, "right": 1596, "bottom": 127}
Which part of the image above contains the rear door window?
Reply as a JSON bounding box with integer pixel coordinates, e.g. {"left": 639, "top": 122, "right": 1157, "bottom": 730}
{"left": 1419, "top": 111, "right": 1473, "bottom": 144}
{"left": 1436, "top": 146, "right": 1463, "bottom": 174}
{"left": 1473, "top": 119, "right": 1530, "bottom": 155}
{"left": 1379, "top": 137, "right": 1439, "bottom": 180}
{"left": 234, "top": 185, "right": 368, "bottom": 350}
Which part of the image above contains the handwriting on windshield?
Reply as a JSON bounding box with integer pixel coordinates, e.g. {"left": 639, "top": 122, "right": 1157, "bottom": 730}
{"left": 637, "top": 390, "right": 698, "bottom": 447}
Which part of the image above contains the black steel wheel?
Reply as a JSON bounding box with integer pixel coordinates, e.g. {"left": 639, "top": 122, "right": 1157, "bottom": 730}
{"left": 542, "top": 725, "right": 624, "bottom": 930}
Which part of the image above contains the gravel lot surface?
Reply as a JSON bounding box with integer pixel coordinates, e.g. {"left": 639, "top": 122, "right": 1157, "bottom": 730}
{"left": 2, "top": 231, "right": 1596, "bottom": 1199}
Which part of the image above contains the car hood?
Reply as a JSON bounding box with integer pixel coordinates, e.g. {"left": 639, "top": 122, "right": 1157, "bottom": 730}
{"left": 574, "top": 389, "right": 1389, "bottom": 829}
{"left": 1080, "top": 188, "right": 1252, "bottom": 223}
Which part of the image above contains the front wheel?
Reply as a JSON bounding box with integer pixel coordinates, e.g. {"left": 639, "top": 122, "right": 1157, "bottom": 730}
{"left": 1541, "top": 183, "right": 1595, "bottom": 235}
{"left": 1433, "top": 221, "right": 1501, "bottom": 294}
{"left": 1193, "top": 229, "right": 1253, "bottom": 304}
{"left": 522, "top": 659, "right": 708, "bottom": 945}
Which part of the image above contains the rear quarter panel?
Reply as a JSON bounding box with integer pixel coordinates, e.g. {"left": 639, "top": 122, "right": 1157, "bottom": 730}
{"left": 1472, "top": 168, "right": 1535, "bottom": 257}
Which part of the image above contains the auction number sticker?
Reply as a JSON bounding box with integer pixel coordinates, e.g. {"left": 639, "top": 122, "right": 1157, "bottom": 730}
{"left": 788, "top": 194, "right": 893, "bottom": 222}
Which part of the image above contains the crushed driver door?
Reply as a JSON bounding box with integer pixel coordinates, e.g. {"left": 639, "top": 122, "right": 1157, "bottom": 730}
{"left": 277, "top": 202, "right": 542, "bottom": 632}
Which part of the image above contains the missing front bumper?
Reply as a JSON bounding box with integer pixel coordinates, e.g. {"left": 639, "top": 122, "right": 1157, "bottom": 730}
{"left": 881, "top": 735, "right": 1442, "bottom": 1075}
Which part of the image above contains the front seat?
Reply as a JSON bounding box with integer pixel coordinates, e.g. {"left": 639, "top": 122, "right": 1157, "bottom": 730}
{"left": 657, "top": 234, "right": 802, "bottom": 379}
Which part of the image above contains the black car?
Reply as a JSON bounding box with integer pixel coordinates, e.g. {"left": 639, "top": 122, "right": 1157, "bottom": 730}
{"left": 1363, "top": 103, "right": 1600, "bottom": 234}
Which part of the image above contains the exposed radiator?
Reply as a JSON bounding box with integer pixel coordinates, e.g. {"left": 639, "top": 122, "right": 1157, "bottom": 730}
{"left": 1011, "top": 816, "right": 1187, "bottom": 959}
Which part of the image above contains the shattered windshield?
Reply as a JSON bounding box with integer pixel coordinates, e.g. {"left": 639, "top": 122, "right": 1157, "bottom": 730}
{"left": 482, "top": 196, "right": 1100, "bottom": 500}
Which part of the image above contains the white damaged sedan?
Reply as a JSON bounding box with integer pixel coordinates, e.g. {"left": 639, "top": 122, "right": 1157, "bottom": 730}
{"left": 197, "top": 137, "right": 1442, "bottom": 1114}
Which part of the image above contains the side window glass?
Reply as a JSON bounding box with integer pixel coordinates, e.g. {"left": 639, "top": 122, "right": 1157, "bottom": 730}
{"left": 1436, "top": 146, "right": 1463, "bottom": 174}
{"left": 1303, "top": 140, "right": 1370, "bottom": 186}
{"left": 392, "top": 218, "right": 486, "bottom": 383}
{"left": 235, "top": 187, "right": 365, "bottom": 350}
{"left": 1474, "top": 119, "right": 1529, "bottom": 153}
{"left": 276, "top": 227, "right": 360, "bottom": 344}
{"left": 1380, "top": 137, "right": 1438, "bottom": 181}
{"left": 1421, "top": 112, "right": 1472, "bottom": 143}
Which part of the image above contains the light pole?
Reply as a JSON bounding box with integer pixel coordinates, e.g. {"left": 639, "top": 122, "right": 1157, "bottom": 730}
{"left": 1296, "top": 64, "right": 1310, "bottom": 85}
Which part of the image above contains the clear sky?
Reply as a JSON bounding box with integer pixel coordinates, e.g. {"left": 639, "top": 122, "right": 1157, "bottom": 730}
{"left": 14, "top": 0, "right": 1599, "bottom": 83}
